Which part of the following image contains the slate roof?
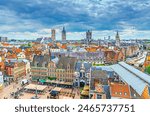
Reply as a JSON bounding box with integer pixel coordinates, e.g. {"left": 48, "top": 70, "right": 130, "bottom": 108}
{"left": 51, "top": 57, "right": 59, "bottom": 64}
{"left": 91, "top": 70, "right": 108, "bottom": 79}
{"left": 56, "top": 56, "right": 77, "bottom": 70}
{"left": 75, "top": 61, "right": 92, "bottom": 72}
{"left": 5, "top": 62, "right": 15, "bottom": 67}
{"left": 31, "top": 55, "right": 52, "bottom": 67}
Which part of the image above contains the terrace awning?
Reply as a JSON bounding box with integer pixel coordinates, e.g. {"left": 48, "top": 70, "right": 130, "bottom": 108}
{"left": 24, "top": 84, "right": 47, "bottom": 91}
{"left": 50, "top": 91, "right": 59, "bottom": 96}
{"left": 39, "top": 79, "right": 46, "bottom": 83}
{"left": 51, "top": 87, "right": 62, "bottom": 92}
{"left": 46, "top": 80, "right": 73, "bottom": 86}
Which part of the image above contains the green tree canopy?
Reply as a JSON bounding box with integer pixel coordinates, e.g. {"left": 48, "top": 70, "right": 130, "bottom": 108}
{"left": 145, "top": 66, "right": 150, "bottom": 74}
{"left": 48, "top": 77, "right": 56, "bottom": 80}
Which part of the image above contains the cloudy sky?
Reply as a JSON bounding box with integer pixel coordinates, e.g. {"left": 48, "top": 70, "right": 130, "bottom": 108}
{"left": 0, "top": 0, "right": 150, "bottom": 40}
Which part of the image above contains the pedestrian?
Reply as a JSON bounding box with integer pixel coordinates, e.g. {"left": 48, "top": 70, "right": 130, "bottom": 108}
{"left": 47, "top": 95, "right": 49, "bottom": 99}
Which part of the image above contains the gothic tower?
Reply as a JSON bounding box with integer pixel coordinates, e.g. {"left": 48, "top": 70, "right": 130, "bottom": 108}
{"left": 115, "top": 31, "right": 120, "bottom": 47}
{"left": 62, "top": 27, "right": 66, "bottom": 41}
{"left": 51, "top": 29, "right": 56, "bottom": 41}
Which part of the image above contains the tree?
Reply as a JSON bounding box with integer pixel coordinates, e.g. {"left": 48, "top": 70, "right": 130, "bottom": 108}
{"left": 28, "top": 42, "right": 32, "bottom": 47}
{"left": 145, "top": 66, "right": 150, "bottom": 74}
{"left": 48, "top": 77, "right": 56, "bottom": 80}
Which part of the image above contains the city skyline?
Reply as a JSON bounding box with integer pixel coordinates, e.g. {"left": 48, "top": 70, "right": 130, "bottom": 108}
{"left": 0, "top": 0, "right": 150, "bottom": 40}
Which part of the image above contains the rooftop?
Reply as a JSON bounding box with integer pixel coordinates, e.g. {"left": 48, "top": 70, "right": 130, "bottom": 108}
{"left": 110, "top": 62, "right": 150, "bottom": 95}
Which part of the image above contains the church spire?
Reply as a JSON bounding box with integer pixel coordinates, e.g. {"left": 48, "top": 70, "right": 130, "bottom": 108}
{"left": 116, "top": 31, "right": 119, "bottom": 39}
{"left": 115, "top": 31, "right": 121, "bottom": 47}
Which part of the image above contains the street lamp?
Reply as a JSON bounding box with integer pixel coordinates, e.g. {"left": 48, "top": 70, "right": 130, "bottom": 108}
{"left": 35, "top": 86, "right": 38, "bottom": 98}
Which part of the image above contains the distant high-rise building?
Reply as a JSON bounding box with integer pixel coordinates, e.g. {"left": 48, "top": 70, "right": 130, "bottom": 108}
{"left": 115, "top": 31, "right": 120, "bottom": 47}
{"left": 62, "top": 27, "right": 66, "bottom": 41}
{"left": 51, "top": 29, "right": 56, "bottom": 41}
{"left": 86, "top": 30, "right": 92, "bottom": 44}
{"left": 0, "top": 37, "right": 7, "bottom": 42}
